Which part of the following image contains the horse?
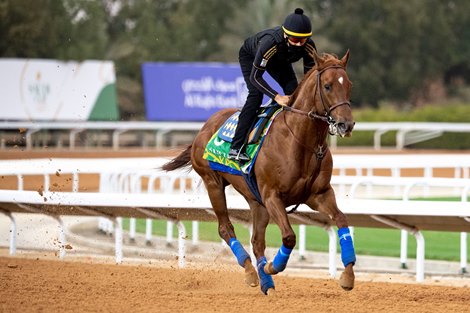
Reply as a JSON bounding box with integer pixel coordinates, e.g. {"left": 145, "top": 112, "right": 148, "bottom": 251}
{"left": 162, "top": 50, "right": 356, "bottom": 295}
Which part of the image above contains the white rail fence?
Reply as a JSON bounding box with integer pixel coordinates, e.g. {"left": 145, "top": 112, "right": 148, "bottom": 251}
{"left": 0, "top": 155, "right": 470, "bottom": 282}
{"left": 0, "top": 121, "right": 204, "bottom": 149}
{"left": 1, "top": 121, "right": 470, "bottom": 150}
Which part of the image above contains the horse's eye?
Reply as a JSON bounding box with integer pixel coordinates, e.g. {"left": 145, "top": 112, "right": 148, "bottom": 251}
{"left": 324, "top": 84, "right": 331, "bottom": 91}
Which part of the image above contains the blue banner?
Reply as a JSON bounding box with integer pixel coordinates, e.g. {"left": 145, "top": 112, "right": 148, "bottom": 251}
{"left": 142, "top": 62, "right": 279, "bottom": 121}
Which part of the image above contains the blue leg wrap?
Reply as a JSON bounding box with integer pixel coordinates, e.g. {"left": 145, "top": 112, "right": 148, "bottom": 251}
{"left": 257, "top": 256, "right": 275, "bottom": 295}
{"left": 229, "top": 238, "right": 250, "bottom": 267}
{"left": 338, "top": 227, "right": 356, "bottom": 267}
{"left": 272, "top": 244, "right": 293, "bottom": 273}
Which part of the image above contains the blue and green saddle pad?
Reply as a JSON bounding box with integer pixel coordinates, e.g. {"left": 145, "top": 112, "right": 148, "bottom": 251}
{"left": 203, "top": 103, "right": 283, "bottom": 203}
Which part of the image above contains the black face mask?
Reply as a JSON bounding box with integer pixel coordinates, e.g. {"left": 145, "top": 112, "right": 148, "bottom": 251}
{"left": 286, "top": 41, "right": 304, "bottom": 62}
{"left": 288, "top": 44, "right": 304, "bottom": 54}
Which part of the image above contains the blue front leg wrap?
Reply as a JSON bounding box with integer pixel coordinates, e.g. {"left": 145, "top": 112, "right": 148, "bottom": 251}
{"left": 229, "top": 238, "right": 250, "bottom": 267}
{"left": 257, "top": 256, "right": 275, "bottom": 295}
{"left": 338, "top": 227, "right": 356, "bottom": 267}
{"left": 272, "top": 244, "right": 293, "bottom": 273}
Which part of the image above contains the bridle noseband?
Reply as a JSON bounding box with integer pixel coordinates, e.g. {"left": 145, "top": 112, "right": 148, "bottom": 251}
{"left": 282, "top": 65, "right": 351, "bottom": 128}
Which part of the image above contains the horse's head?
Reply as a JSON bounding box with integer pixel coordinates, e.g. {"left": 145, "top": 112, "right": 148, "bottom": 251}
{"left": 304, "top": 50, "right": 355, "bottom": 137}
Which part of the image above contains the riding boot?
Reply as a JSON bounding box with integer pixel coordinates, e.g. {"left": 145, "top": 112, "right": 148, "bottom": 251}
{"left": 229, "top": 107, "right": 259, "bottom": 163}
{"left": 229, "top": 117, "right": 254, "bottom": 163}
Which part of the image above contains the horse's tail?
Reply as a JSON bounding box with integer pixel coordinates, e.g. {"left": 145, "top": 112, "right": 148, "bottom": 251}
{"left": 161, "top": 144, "right": 193, "bottom": 172}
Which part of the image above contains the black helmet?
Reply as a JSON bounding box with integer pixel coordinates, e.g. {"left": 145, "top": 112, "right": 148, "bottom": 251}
{"left": 282, "top": 8, "right": 312, "bottom": 37}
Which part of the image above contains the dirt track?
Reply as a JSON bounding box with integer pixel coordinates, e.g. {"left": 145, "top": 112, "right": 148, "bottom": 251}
{"left": 1, "top": 255, "right": 469, "bottom": 313}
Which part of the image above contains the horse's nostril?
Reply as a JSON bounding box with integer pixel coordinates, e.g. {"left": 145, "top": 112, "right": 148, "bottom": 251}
{"left": 337, "top": 121, "right": 354, "bottom": 134}
{"left": 338, "top": 123, "right": 347, "bottom": 132}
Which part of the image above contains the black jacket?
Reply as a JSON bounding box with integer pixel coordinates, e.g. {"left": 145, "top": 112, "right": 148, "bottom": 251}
{"left": 241, "top": 26, "right": 316, "bottom": 98}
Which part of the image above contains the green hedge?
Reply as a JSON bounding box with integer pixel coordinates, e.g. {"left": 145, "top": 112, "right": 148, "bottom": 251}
{"left": 337, "top": 103, "right": 470, "bottom": 149}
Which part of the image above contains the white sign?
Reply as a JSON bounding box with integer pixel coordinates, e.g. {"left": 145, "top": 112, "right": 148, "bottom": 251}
{"left": 0, "top": 59, "right": 117, "bottom": 121}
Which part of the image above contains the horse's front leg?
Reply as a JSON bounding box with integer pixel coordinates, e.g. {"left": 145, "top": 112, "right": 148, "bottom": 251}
{"left": 262, "top": 195, "right": 296, "bottom": 277}
{"left": 306, "top": 186, "right": 356, "bottom": 291}
{"left": 248, "top": 199, "right": 275, "bottom": 295}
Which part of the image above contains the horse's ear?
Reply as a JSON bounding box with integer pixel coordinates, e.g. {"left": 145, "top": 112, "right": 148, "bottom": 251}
{"left": 341, "top": 49, "right": 350, "bottom": 68}
{"left": 310, "top": 49, "right": 322, "bottom": 68}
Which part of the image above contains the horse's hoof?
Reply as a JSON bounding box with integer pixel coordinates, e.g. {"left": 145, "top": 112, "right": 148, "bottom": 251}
{"left": 339, "top": 270, "right": 355, "bottom": 291}
{"left": 263, "top": 262, "right": 278, "bottom": 275}
{"left": 245, "top": 263, "right": 259, "bottom": 287}
{"left": 266, "top": 288, "right": 276, "bottom": 296}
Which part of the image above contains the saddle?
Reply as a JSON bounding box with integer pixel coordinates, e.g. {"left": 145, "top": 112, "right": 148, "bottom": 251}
{"left": 218, "top": 101, "right": 281, "bottom": 144}
{"left": 203, "top": 102, "right": 282, "bottom": 174}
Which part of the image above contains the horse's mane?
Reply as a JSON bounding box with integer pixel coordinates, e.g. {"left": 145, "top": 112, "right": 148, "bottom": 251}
{"left": 287, "top": 53, "right": 342, "bottom": 106}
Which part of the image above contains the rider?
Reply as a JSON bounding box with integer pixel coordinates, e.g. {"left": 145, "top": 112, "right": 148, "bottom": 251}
{"left": 228, "top": 8, "right": 317, "bottom": 162}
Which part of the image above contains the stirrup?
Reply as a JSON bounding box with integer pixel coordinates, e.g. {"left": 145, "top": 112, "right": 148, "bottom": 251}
{"left": 228, "top": 148, "right": 250, "bottom": 162}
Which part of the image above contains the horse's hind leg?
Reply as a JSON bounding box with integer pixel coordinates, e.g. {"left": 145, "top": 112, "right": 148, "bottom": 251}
{"left": 307, "top": 187, "right": 356, "bottom": 291}
{"left": 203, "top": 175, "right": 258, "bottom": 287}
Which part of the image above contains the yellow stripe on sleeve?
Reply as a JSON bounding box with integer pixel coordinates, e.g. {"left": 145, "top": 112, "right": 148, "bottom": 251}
{"left": 265, "top": 47, "right": 277, "bottom": 60}
{"left": 263, "top": 46, "right": 277, "bottom": 58}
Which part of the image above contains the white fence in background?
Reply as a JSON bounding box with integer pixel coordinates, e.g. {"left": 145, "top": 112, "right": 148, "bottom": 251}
{"left": 0, "top": 121, "right": 204, "bottom": 149}
{"left": 1, "top": 121, "right": 470, "bottom": 150}
{"left": 329, "top": 122, "right": 470, "bottom": 150}
{"left": 0, "top": 155, "right": 469, "bottom": 282}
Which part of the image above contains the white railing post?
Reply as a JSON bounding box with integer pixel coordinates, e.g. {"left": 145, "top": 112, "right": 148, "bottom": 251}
{"left": 112, "top": 129, "right": 126, "bottom": 150}
{"left": 298, "top": 224, "right": 306, "bottom": 260}
{"left": 396, "top": 129, "right": 407, "bottom": 150}
{"left": 17, "top": 174, "right": 24, "bottom": 191}
{"left": 166, "top": 221, "right": 174, "bottom": 246}
{"left": 114, "top": 217, "right": 123, "bottom": 264}
{"left": 192, "top": 221, "right": 199, "bottom": 246}
{"left": 129, "top": 218, "right": 136, "bottom": 243}
{"left": 460, "top": 232, "right": 467, "bottom": 274}
{"left": 69, "top": 129, "right": 84, "bottom": 150}
{"left": 9, "top": 213, "right": 16, "bottom": 255}
{"left": 373, "top": 129, "right": 388, "bottom": 150}
{"left": 461, "top": 188, "right": 469, "bottom": 274}
{"left": 145, "top": 218, "right": 153, "bottom": 246}
{"left": 25, "top": 129, "right": 40, "bottom": 150}
{"left": 43, "top": 174, "right": 50, "bottom": 192}
{"left": 176, "top": 221, "right": 186, "bottom": 268}
{"left": 415, "top": 231, "right": 425, "bottom": 282}
{"left": 0, "top": 211, "right": 16, "bottom": 255}
{"left": 72, "top": 172, "right": 79, "bottom": 192}
{"left": 400, "top": 230, "right": 408, "bottom": 269}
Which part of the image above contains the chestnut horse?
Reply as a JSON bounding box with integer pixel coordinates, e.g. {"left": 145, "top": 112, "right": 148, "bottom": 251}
{"left": 162, "top": 50, "right": 356, "bottom": 295}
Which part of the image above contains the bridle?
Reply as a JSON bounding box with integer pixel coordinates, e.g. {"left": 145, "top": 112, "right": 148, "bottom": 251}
{"left": 281, "top": 65, "right": 351, "bottom": 131}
